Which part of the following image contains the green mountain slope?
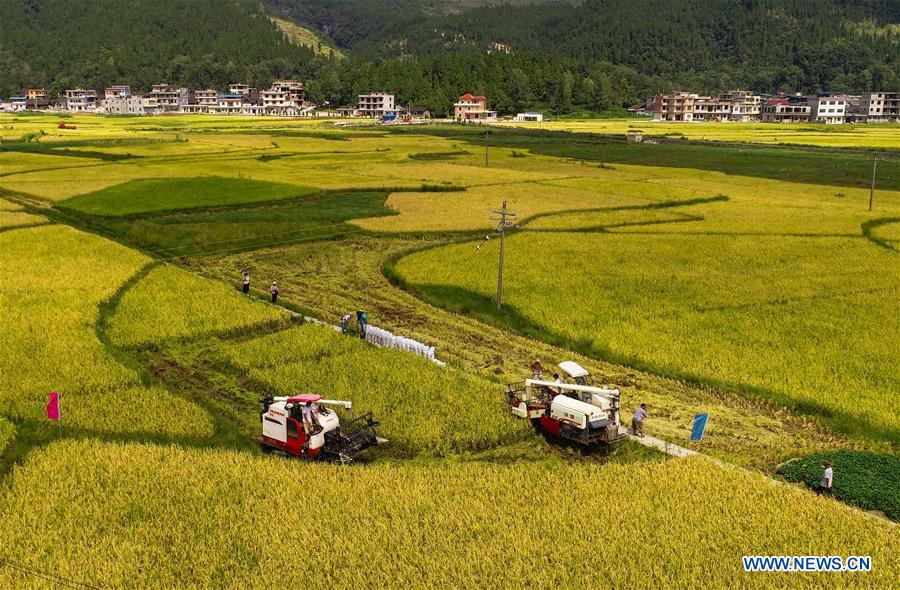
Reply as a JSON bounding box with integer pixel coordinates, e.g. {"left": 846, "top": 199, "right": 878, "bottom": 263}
{"left": 0, "top": 0, "right": 320, "bottom": 96}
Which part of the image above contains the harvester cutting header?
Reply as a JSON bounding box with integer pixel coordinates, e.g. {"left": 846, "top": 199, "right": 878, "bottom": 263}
{"left": 507, "top": 361, "right": 626, "bottom": 446}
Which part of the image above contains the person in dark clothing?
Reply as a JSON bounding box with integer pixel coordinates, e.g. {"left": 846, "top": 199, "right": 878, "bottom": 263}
{"left": 270, "top": 281, "right": 280, "bottom": 304}
{"left": 242, "top": 270, "right": 250, "bottom": 295}
{"left": 356, "top": 310, "right": 368, "bottom": 340}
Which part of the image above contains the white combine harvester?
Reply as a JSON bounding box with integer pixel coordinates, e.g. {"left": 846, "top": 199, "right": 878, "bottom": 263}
{"left": 506, "top": 361, "right": 626, "bottom": 446}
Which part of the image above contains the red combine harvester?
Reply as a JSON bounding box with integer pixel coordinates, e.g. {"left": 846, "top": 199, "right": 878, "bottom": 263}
{"left": 506, "top": 362, "right": 626, "bottom": 446}
{"left": 259, "top": 394, "right": 382, "bottom": 463}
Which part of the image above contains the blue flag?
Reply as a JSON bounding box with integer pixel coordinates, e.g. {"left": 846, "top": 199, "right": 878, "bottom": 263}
{"left": 691, "top": 413, "right": 709, "bottom": 441}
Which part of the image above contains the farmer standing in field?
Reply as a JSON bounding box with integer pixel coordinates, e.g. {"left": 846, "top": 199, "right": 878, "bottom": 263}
{"left": 818, "top": 460, "right": 834, "bottom": 496}
{"left": 241, "top": 269, "right": 250, "bottom": 295}
{"left": 531, "top": 359, "right": 543, "bottom": 380}
{"left": 356, "top": 310, "right": 368, "bottom": 340}
{"left": 270, "top": 281, "right": 280, "bottom": 304}
{"left": 632, "top": 403, "right": 648, "bottom": 437}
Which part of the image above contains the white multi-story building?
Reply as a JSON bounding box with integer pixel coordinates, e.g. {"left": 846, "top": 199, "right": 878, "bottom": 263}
{"left": 807, "top": 94, "right": 847, "bottom": 124}
{"left": 228, "top": 83, "right": 258, "bottom": 104}
{"left": 719, "top": 90, "right": 761, "bottom": 122}
{"left": 859, "top": 91, "right": 900, "bottom": 123}
{"left": 653, "top": 93, "right": 701, "bottom": 121}
{"left": 260, "top": 80, "right": 305, "bottom": 114}
{"left": 104, "top": 95, "right": 146, "bottom": 115}
{"left": 63, "top": 88, "right": 99, "bottom": 112}
{"left": 693, "top": 98, "right": 728, "bottom": 121}
{"left": 357, "top": 93, "right": 396, "bottom": 117}
{"left": 194, "top": 89, "right": 219, "bottom": 107}
{"left": 104, "top": 85, "right": 132, "bottom": 100}
{"left": 148, "top": 84, "right": 191, "bottom": 112}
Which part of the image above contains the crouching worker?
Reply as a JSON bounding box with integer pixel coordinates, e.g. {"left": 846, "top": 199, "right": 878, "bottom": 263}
{"left": 341, "top": 314, "right": 352, "bottom": 334}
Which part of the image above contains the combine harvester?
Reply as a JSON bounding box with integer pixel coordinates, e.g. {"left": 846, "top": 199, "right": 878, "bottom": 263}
{"left": 507, "top": 362, "right": 627, "bottom": 446}
{"left": 259, "top": 394, "right": 383, "bottom": 463}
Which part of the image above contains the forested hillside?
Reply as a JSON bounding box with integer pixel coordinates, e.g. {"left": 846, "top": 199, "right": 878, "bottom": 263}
{"left": 1, "top": 0, "right": 898, "bottom": 116}
{"left": 281, "top": 0, "right": 900, "bottom": 94}
{"left": 0, "top": 0, "right": 319, "bottom": 97}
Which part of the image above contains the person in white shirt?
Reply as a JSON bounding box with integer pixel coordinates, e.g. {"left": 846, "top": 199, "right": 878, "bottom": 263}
{"left": 301, "top": 401, "right": 316, "bottom": 435}
{"left": 818, "top": 460, "right": 833, "bottom": 496}
{"left": 553, "top": 373, "right": 565, "bottom": 395}
{"left": 632, "top": 403, "right": 648, "bottom": 437}
{"left": 269, "top": 281, "right": 280, "bottom": 304}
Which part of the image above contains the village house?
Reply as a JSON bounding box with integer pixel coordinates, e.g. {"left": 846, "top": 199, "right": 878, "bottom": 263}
{"left": 147, "top": 84, "right": 191, "bottom": 113}
{"left": 260, "top": 80, "right": 305, "bottom": 115}
{"left": 104, "top": 94, "right": 146, "bottom": 115}
{"left": 62, "top": 88, "right": 99, "bottom": 112}
{"left": 720, "top": 90, "right": 761, "bottom": 122}
{"left": 407, "top": 106, "right": 431, "bottom": 119}
{"left": 653, "top": 92, "right": 701, "bottom": 121}
{"left": 760, "top": 97, "right": 811, "bottom": 123}
{"left": 806, "top": 93, "right": 847, "bottom": 124}
{"left": 228, "top": 83, "right": 259, "bottom": 105}
{"left": 858, "top": 91, "right": 900, "bottom": 123}
{"left": 513, "top": 112, "right": 543, "bottom": 122}
{"left": 692, "top": 97, "right": 729, "bottom": 122}
{"left": 7, "top": 96, "right": 28, "bottom": 111}
{"left": 357, "top": 93, "right": 397, "bottom": 118}
{"left": 194, "top": 89, "right": 219, "bottom": 107}
{"left": 453, "top": 93, "right": 497, "bottom": 122}
{"left": 104, "top": 85, "right": 132, "bottom": 100}
{"left": 25, "top": 87, "right": 49, "bottom": 110}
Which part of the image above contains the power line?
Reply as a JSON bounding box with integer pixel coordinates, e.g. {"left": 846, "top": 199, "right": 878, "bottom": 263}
{"left": 0, "top": 558, "right": 105, "bottom": 590}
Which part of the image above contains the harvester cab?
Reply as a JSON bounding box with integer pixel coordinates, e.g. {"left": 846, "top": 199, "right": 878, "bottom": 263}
{"left": 507, "top": 362, "right": 626, "bottom": 446}
{"left": 559, "top": 361, "right": 591, "bottom": 386}
{"left": 259, "top": 394, "right": 382, "bottom": 463}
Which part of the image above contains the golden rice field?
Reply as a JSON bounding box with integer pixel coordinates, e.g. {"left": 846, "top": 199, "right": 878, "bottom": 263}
{"left": 223, "top": 324, "right": 529, "bottom": 454}
{"left": 108, "top": 264, "right": 290, "bottom": 348}
{"left": 1, "top": 114, "right": 897, "bottom": 588}
{"left": 395, "top": 231, "right": 900, "bottom": 440}
{"left": 0, "top": 225, "right": 212, "bottom": 437}
{"left": 0, "top": 440, "right": 896, "bottom": 590}
{"left": 497, "top": 118, "right": 900, "bottom": 149}
{"left": 355, "top": 161, "right": 900, "bottom": 232}
{"left": 202, "top": 234, "right": 876, "bottom": 470}
{"left": 0, "top": 418, "right": 13, "bottom": 455}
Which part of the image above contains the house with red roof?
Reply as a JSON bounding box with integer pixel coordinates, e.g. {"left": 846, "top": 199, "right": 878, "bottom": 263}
{"left": 453, "top": 93, "right": 497, "bottom": 122}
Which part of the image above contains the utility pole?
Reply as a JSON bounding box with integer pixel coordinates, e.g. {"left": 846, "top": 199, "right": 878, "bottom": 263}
{"left": 490, "top": 200, "right": 517, "bottom": 310}
{"left": 869, "top": 153, "right": 878, "bottom": 212}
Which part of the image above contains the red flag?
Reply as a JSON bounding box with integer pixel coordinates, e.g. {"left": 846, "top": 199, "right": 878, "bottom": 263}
{"left": 46, "top": 391, "right": 60, "bottom": 421}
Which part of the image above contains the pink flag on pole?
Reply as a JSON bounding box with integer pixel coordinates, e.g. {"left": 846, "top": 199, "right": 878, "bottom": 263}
{"left": 46, "top": 391, "right": 60, "bottom": 421}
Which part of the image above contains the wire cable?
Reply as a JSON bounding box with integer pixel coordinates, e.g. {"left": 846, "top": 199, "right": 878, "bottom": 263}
{"left": 0, "top": 558, "right": 105, "bottom": 590}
